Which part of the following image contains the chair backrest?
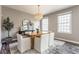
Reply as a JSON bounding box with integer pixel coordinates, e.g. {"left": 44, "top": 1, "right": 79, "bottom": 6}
{"left": 41, "top": 34, "right": 49, "bottom": 40}
{"left": 49, "top": 32, "right": 54, "bottom": 47}
{"left": 40, "top": 34, "right": 49, "bottom": 52}
{"left": 17, "top": 34, "right": 23, "bottom": 43}
{"left": 50, "top": 33, "right": 54, "bottom": 38}
{"left": 17, "top": 33, "right": 31, "bottom": 53}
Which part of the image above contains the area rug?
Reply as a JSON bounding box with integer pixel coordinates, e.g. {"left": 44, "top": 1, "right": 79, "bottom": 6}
{"left": 10, "top": 40, "right": 79, "bottom": 54}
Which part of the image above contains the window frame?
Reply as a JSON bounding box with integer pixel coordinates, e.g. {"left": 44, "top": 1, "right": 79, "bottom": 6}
{"left": 34, "top": 20, "right": 41, "bottom": 30}
{"left": 41, "top": 17, "right": 48, "bottom": 33}
{"left": 57, "top": 11, "right": 72, "bottom": 34}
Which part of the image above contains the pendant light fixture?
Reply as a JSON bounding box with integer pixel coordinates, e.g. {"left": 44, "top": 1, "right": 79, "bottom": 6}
{"left": 34, "top": 5, "right": 43, "bottom": 20}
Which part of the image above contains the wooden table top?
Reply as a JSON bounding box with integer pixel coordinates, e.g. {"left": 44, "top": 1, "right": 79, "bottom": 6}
{"left": 23, "top": 32, "right": 51, "bottom": 38}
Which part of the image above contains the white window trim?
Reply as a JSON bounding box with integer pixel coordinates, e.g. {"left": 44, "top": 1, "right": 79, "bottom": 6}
{"left": 57, "top": 11, "right": 72, "bottom": 16}
{"left": 57, "top": 11, "right": 72, "bottom": 34}
{"left": 42, "top": 17, "right": 48, "bottom": 33}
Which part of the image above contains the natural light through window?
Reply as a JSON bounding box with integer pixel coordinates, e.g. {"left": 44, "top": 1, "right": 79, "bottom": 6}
{"left": 58, "top": 12, "right": 72, "bottom": 34}
{"left": 34, "top": 21, "right": 40, "bottom": 30}
{"left": 42, "top": 17, "right": 48, "bottom": 33}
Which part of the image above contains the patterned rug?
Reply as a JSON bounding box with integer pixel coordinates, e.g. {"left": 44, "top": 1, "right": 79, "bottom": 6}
{"left": 10, "top": 40, "right": 79, "bottom": 54}
{"left": 47, "top": 43, "right": 79, "bottom": 54}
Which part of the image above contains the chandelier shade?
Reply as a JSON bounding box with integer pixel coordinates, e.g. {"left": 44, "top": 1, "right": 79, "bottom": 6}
{"left": 34, "top": 13, "right": 43, "bottom": 20}
{"left": 34, "top": 5, "right": 43, "bottom": 20}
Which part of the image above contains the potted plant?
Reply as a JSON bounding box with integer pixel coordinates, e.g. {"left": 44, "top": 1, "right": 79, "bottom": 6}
{"left": 2, "top": 17, "right": 14, "bottom": 38}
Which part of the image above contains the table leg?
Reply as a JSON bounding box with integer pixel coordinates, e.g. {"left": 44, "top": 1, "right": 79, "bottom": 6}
{"left": 31, "top": 37, "right": 34, "bottom": 49}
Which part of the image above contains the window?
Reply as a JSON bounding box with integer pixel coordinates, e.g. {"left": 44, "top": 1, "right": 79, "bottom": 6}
{"left": 34, "top": 21, "right": 40, "bottom": 30}
{"left": 42, "top": 17, "right": 48, "bottom": 33}
{"left": 58, "top": 12, "right": 72, "bottom": 33}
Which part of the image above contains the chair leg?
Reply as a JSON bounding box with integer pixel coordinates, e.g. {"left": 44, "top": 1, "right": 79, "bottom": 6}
{"left": 1, "top": 44, "right": 11, "bottom": 54}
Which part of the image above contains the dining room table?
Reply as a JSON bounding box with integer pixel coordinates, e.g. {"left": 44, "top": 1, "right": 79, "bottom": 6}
{"left": 29, "top": 32, "right": 41, "bottom": 49}
{"left": 24, "top": 32, "right": 50, "bottom": 49}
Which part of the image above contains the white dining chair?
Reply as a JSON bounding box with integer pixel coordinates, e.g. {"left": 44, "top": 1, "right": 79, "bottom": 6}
{"left": 34, "top": 34, "right": 49, "bottom": 53}
{"left": 48, "top": 33, "right": 55, "bottom": 47}
{"left": 17, "top": 34, "right": 31, "bottom": 53}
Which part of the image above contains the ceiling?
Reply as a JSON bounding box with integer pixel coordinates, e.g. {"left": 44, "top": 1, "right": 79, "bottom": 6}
{"left": 4, "top": 5, "right": 74, "bottom": 15}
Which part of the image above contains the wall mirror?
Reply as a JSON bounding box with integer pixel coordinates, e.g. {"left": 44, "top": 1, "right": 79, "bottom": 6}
{"left": 21, "top": 19, "right": 34, "bottom": 31}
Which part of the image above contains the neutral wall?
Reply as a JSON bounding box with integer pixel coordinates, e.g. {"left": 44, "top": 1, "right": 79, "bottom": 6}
{"left": 2, "top": 6, "right": 34, "bottom": 39}
{"left": 47, "top": 6, "right": 79, "bottom": 42}
{"left": 0, "top": 6, "right": 2, "bottom": 50}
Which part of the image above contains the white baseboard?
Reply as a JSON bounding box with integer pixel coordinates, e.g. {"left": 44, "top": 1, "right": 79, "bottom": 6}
{"left": 55, "top": 37, "right": 79, "bottom": 45}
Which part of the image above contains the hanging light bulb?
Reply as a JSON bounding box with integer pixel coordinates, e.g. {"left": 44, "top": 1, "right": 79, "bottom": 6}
{"left": 34, "top": 5, "right": 43, "bottom": 20}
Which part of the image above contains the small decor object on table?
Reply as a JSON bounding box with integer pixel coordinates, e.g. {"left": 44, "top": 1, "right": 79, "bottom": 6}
{"left": 36, "top": 28, "right": 39, "bottom": 33}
